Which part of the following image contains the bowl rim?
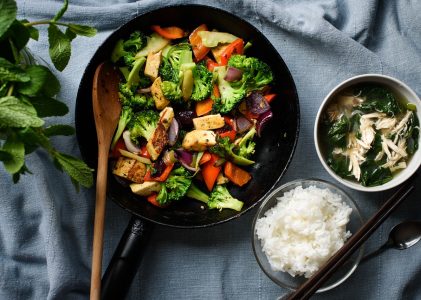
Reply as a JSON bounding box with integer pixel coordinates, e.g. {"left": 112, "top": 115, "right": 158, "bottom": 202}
{"left": 314, "top": 73, "right": 421, "bottom": 192}
{"left": 251, "top": 178, "right": 364, "bottom": 293}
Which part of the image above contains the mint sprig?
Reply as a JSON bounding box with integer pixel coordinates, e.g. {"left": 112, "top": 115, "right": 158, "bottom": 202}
{"left": 0, "top": 0, "right": 95, "bottom": 190}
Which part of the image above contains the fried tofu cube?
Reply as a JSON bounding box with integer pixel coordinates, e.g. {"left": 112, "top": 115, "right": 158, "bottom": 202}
{"left": 113, "top": 157, "right": 146, "bottom": 183}
{"left": 182, "top": 130, "right": 216, "bottom": 152}
{"left": 144, "top": 50, "right": 162, "bottom": 81}
{"left": 151, "top": 77, "right": 170, "bottom": 110}
{"left": 146, "top": 123, "right": 169, "bottom": 160}
{"left": 130, "top": 181, "right": 162, "bottom": 197}
{"left": 159, "top": 107, "right": 174, "bottom": 130}
{"left": 193, "top": 114, "right": 225, "bottom": 130}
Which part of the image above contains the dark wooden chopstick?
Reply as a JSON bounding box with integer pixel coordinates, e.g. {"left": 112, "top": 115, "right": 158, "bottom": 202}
{"left": 285, "top": 177, "right": 416, "bottom": 300}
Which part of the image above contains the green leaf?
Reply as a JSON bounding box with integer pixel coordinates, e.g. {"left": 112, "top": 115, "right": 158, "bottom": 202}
{"left": 0, "top": 96, "right": 44, "bottom": 128}
{"left": 0, "top": 57, "right": 30, "bottom": 82}
{"left": 48, "top": 24, "right": 71, "bottom": 71}
{"left": 29, "top": 96, "right": 68, "bottom": 117}
{"left": 16, "top": 65, "right": 60, "bottom": 97}
{"left": 53, "top": 152, "right": 94, "bottom": 188}
{"left": 44, "top": 124, "right": 75, "bottom": 137}
{"left": 6, "top": 20, "right": 30, "bottom": 50}
{"left": 65, "top": 27, "right": 76, "bottom": 41}
{"left": 52, "top": 0, "right": 69, "bottom": 22}
{"left": 67, "top": 24, "right": 97, "bottom": 37}
{"left": 17, "top": 127, "right": 51, "bottom": 152}
{"left": 2, "top": 134, "right": 25, "bottom": 174}
{"left": 0, "top": 0, "right": 17, "bottom": 39}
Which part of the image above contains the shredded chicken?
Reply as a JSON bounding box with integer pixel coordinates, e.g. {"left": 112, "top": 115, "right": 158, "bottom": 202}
{"left": 375, "top": 117, "right": 397, "bottom": 130}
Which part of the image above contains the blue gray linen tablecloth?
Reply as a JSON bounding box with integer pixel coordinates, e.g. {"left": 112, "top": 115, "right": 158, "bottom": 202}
{"left": 1, "top": 0, "right": 420, "bottom": 299}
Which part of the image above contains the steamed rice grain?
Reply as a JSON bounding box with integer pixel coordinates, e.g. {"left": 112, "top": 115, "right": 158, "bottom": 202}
{"left": 255, "top": 185, "right": 352, "bottom": 278}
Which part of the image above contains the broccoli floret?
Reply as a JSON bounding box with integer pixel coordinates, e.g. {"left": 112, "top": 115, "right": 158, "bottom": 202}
{"left": 111, "top": 106, "right": 133, "bottom": 150}
{"left": 156, "top": 167, "right": 193, "bottom": 205}
{"left": 208, "top": 185, "right": 244, "bottom": 211}
{"left": 128, "top": 110, "right": 159, "bottom": 142}
{"left": 123, "top": 31, "right": 147, "bottom": 53}
{"left": 186, "top": 183, "right": 243, "bottom": 211}
{"left": 111, "top": 31, "right": 147, "bottom": 66}
{"left": 159, "top": 56, "right": 179, "bottom": 83}
{"left": 236, "top": 127, "right": 256, "bottom": 158}
{"left": 214, "top": 66, "right": 246, "bottom": 114}
{"left": 118, "top": 83, "right": 154, "bottom": 110}
{"left": 161, "top": 81, "right": 183, "bottom": 103}
{"left": 209, "top": 137, "right": 255, "bottom": 166}
{"left": 138, "top": 75, "right": 152, "bottom": 89}
{"left": 186, "top": 183, "right": 209, "bottom": 203}
{"left": 228, "top": 55, "right": 273, "bottom": 90}
{"left": 166, "top": 43, "right": 192, "bottom": 70}
{"left": 191, "top": 62, "right": 213, "bottom": 102}
{"left": 126, "top": 57, "right": 146, "bottom": 89}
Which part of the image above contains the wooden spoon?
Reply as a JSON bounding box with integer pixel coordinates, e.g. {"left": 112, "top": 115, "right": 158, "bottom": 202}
{"left": 91, "top": 62, "right": 121, "bottom": 300}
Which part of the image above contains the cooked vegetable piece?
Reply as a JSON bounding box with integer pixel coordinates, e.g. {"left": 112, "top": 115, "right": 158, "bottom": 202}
{"left": 144, "top": 50, "right": 162, "bottom": 81}
{"left": 182, "top": 130, "right": 217, "bottom": 152}
{"left": 191, "top": 62, "right": 213, "bottom": 101}
{"left": 111, "top": 106, "right": 133, "bottom": 150}
{"left": 199, "top": 152, "right": 212, "bottom": 165}
{"left": 220, "top": 38, "right": 244, "bottom": 65}
{"left": 264, "top": 94, "right": 277, "bottom": 103}
{"left": 151, "top": 77, "right": 170, "bottom": 110}
{"left": 208, "top": 185, "right": 244, "bottom": 211}
{"left": 151, "top": 25, "right": 185, "bottom": 39}
{"left": 224, "top": 161, "right": 251, "bottom": 186}
{"left": 130, "top": 181, "right": 162, "bottom": 196}
{"left": 118, "top": 149, "right": 152, "bottom": 165}
{"left": 144, "top": 162, "right": 174, "bottom": 182}
{"left": 198, "top": 31, "right": 238, "bottom": 47}
{"left": 195, "top": 98, "right": 213, "bottom": 116}
{"left": 209, "top": 137, "right": 255, "bottom": 166}
{"left": 156, "top": 166, "right": 192, "bottom": 205}
{"left": 189, "top": 24, "right": 211, "bottom": 61}
{"left": 182, "top": 69, "right": 194, "bottom": 101}
{"left": 111, "top": 31, "right": 147, "bottom": 64}
{"left": 202, "top": 153, "right": 221, "bottom": 191}
{"left": 147, "top": 193, "right": 163, "bottom": 207}
{"left": 135, "top": 33, "right": 170, "bottom": 57}
{"left": 193, "top": 114, "right": 225, "bottom": 130}
{"left": 213, "top": 66, "right": 246, "bottom": 114}
{"left": 128, "top": 110, "right": 159, "bottom": 142}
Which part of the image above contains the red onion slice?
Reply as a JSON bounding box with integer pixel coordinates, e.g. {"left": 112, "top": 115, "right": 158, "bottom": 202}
{"left": 256, "top": 110, "right": 273, "bottom": 137}
{"left": 176, "top": 110, "right": 197, "bottom": 127}
{"left": 224, "top": 66, "right": 243, "bottom": 82}
{"left": 175, "top": 149, "right": 196, "bottom": 172}
{"left": 236, "top": 116, "right": 252, "bottom": 134}
{"left": 122, "top": 130, "right": 141, "bottom": 153}
{"left": 138, "top": 87, "right": 151, "bottom": 93}
{"left": 168, "top": 119, "right": 179, "bottom": 146}
{"left": 246, "top": 91, "right": 270, "bottom": 115}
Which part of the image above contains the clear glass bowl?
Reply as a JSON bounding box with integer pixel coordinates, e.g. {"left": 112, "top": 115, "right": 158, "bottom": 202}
{"left": 251, "top": 179, "right": 364, "bottom": 293}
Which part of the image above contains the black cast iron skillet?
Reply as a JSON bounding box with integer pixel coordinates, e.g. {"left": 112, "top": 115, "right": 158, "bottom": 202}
{"left": 75, "top": 4, "right": 299, "bottom": 299}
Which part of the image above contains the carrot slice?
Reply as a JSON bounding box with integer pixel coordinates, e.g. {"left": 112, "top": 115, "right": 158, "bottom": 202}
{"left": 195, "top": 98, "right": 214, "bottom": 116}
{"left": 151, "top": 25, "right": 185, "bottom": 39}
{"left": 224, "top": 161, "right": 251, "bottom": 186}
{"left": 202, "top": 154, "right": 221, "bottom": 191}
{"left": 218, "top": 116, "right": 236, "bottom": 141}
{"left": 140, "top": 145, "right": 151, "bottom": 159}
{"left": 199, "top": 152, "right": 212, "bottom": 165}
{"left": 212, "top": 84, "right": 220, "bottom": 98}
{"left": 264, "top": 94, "right": 277, "bottom": 104}
{"left": 189, "top": 24, "right": 210, "bottom": 61}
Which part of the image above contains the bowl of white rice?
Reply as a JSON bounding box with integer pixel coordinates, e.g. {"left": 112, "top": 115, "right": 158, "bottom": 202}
{"left": 252, "top": 179, "right": 364, "bottom": 292}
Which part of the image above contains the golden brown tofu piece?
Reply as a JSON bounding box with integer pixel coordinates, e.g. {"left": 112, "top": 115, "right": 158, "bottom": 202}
{"left": 144, "top": 50, "right": 162, "bottom": 81}
{"left": 151, "top": 77, "right": 170, "bottom": 110}
{"left": 182, "top": 130, "right": 216, "bottom": 152}
{"left": 193, "top": 114, "right": 225, "bottom": 130}
{"left": 130, "top": 181, "right": 162, "bottom": 196}
{"left": 113, "top": 157, "right": 146, "bottom": 183}
{"left": 159, "top": 107, "right": 174, "bottom": 130}
{"left": 146, "top": 123, "right": 169, "bottom": 160}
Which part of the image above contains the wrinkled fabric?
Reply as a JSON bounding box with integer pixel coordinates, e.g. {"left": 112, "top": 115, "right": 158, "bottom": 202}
{"left": 1, "top": 0, "right": 420, "bottom": 299}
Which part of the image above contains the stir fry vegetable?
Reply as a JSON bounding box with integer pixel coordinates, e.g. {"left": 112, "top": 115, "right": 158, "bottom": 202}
{"left": 109, "top": 24, "right": 277, "bottom": 210}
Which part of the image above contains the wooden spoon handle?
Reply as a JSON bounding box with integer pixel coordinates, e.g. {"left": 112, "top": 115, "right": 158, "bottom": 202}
{"left": 90, "top": 145, "right": 109, "bottom": 300}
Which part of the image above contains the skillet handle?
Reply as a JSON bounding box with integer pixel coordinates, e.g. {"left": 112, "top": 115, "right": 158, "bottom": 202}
{"left": 101, "top": 216, "right": 154, "bottom": 300}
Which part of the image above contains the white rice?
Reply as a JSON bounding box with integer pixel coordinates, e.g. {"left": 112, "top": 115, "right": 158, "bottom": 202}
{"left": 255, "top": 185, "right": 352, "bottom": 278}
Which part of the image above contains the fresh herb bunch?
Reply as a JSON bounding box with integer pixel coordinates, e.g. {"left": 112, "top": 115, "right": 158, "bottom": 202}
{"left": 0, "top": 0, "right": 96, "bottom": 189}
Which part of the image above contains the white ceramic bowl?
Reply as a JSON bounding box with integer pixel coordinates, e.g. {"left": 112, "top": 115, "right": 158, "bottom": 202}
{"left": 314, "top": 74, "right": 421, "bottom": 192}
